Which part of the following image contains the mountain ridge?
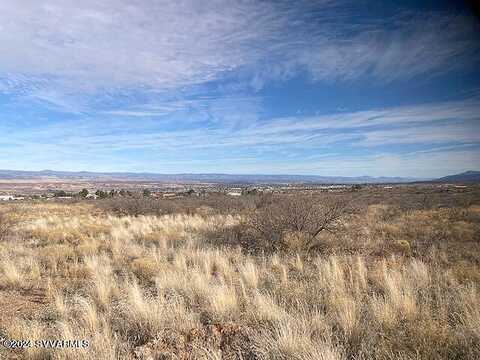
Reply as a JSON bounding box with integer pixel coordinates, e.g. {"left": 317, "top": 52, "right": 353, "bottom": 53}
{"left": 0, "top": 169, "right": 427, "bottom": 184}
{"left": 2, "top": 169, "right": 478, "bottom": 184}
{"left": 435, "top": 170, "right": 480, "bottom": 183}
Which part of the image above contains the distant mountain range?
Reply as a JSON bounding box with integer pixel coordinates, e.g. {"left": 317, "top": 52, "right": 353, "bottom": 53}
{"left": 0, "top": 169, "right": 427, "bottom": 184}
{"left": 0, "top": 169, "right": 478, "bottom": 184}
{"left": 435, "top": 170, "right": 480, "bottom": 183}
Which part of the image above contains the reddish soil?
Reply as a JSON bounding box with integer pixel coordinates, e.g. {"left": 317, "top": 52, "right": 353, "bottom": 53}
{"left": 133, "top": 324, "right": 255, "bottom": 359}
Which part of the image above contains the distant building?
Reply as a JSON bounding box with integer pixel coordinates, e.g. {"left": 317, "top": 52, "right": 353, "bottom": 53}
{"left": 0, "top": 195, "right": 25, "bottom": 201}
{"left": 227, "top": 191, "right": 242, "bottom": 197}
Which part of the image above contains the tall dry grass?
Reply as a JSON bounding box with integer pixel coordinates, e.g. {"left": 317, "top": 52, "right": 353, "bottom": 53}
{"left": 0, "top": 201, "right": 478, "bottom": 359}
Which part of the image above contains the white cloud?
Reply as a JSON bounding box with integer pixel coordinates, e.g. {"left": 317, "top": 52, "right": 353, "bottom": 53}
{"left": 361, "top": 123, "right": 480, "bottom": 146}
{"left": 3, "top": 97, "right": 479, "bottom": 156}
{"left": 0, "top": 1, "right": 477, "bottom": 98}
{"left": 292, "top": 14, "right": 479, "bottom": 83}
{"left": 236, "top": 97, "right": 480, "bottom": 143}
{"left": 0, "top": 0, "right": 282, "bottom": 92}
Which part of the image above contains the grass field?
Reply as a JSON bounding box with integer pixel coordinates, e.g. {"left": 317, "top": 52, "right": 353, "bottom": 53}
{"left": 0, "top": 191, "right": 479, "bottom": 359}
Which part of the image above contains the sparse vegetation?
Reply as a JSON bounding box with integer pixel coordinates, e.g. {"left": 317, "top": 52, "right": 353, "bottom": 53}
{"left": 0, "top": 191, "right": 479, "bottom": 359}
{"left": 78, "top": 189, "right": 89, "bottom": 198}
{"left": 0, "top": 208, "right": 16, "bottom": 241}
{"left": 242, "top": 195, "right": 350, "bottom": 253}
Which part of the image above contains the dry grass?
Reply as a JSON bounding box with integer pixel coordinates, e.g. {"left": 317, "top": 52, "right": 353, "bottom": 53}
{"left": 0, "top": 199, "right": 479, "bottom": 359}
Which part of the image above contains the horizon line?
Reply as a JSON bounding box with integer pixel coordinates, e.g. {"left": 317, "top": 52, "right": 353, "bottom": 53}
{"left": 2, "top": 167, "right": 476, "bottom": 179}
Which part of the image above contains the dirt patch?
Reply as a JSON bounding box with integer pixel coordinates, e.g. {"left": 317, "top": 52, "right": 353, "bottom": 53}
{"left": 133, "top": 324, "right": 256, "bottom": 359}
{"left": 0, "top": 287, "right": 48, "bottom": 326}
{"left": 0, "top": 287, "right": 49, "bottom": 359}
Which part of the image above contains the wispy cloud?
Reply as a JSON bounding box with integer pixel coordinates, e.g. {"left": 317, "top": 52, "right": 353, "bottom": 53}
{"left": 0, "top": 0, "right": 282, "bottom": 93}
{"left": 2, "top": 95, "right": 479, "bottom": 175}
{"left": 0, "top": 1, "right": 477, "bottom": 99}
{"left": 291, "top": 13, "right": 480, "bottom": 83}
{"left": 236, "top": 97, "right": 480, "bottom": 144}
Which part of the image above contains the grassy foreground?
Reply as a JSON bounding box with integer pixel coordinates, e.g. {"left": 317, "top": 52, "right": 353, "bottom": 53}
{"left": 0, "top": 199, "right": 479, "bottom": 359}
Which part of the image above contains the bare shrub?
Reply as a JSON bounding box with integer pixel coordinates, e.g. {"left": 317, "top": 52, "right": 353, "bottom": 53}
{"left": 98, "top": 197, "right": 178, "bottom": 216}
{"left": 97, "top": 193, "right": 259, "bottom": 217}
{"left": 243, "top": 195, "right": 350, "bottom": 253}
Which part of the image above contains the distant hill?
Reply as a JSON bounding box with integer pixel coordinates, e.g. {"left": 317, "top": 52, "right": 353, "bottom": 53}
{"left": 0, "top": 169, "right": 423, "bottom": 184}
{"left": 435, "top": 170, "right": 480, "bottom": 183}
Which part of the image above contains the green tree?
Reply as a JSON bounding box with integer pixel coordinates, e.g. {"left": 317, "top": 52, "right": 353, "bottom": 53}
{"left": 79, "top": 188, "right": 89, "bottom": 198}
{"left": 95, "top": 190, "right": 108, "bottom": 199}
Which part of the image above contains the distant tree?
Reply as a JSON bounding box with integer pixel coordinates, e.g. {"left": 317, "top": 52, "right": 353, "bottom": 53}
{"left": 109, "top": 189, "right": 117, "bottom": 197}
{"left": 119, "top": 189, "right": 128, "bottom": 197}
{"left": 79, "top": 188, "right": 89, "bottom": 198}
{"left": 243, "top": 188, "right": 258, "bottom": 195}
{"left": 54, "top": 190, "right": 68, "bottom": 197}
{"left": 143, "top": 189, "right": 151, "bottom": 197}
{"left": 95, "top": 190, "right": 109, "bottom": 199}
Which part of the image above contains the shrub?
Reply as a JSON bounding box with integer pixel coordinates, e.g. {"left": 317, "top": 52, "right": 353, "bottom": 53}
{"left": 78, "top": 188, "right": 89, "bottom": 198}
{"left": 131, "top": 257, "right": 159, "bottom": 281}
{"left": 98, "top": 197, "right": 178, "bottom": 216}
{"left": 392, "top": 240, "right": 412, "bottom": 256}
{"left": 95, "top": 190, "right": 109, "bottom": 199}
{"left": 243, "top": 195, "right": 349, "bottom": 253}
{"left": 97, "top": 193, "right": 263, "bottom": 217}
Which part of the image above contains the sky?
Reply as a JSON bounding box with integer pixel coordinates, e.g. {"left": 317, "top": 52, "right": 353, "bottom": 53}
{"left": 1, "top": 0, "right": 480, "bottom": 178}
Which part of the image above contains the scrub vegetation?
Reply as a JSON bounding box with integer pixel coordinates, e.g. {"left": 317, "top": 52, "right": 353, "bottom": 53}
{"left": 0, "top": 188, "right": 479, "bottom": 359}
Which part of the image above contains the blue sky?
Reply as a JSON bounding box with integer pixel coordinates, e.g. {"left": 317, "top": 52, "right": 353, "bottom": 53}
{"left": 0, "top": 0, "right": 479, "bottom": 177}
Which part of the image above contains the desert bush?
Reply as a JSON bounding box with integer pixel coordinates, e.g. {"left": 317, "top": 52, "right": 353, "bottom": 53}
{"left": 391, "top": 240, "right": 412, "bottom": 256}
{"left": 98, "top": 193, "right": 267, "bottom": 217}
{"left": 98, "top": 197, "right": 178, "bottom": 216}
{"left": 243, "top": 195, "right": 350, "bottom": 253}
